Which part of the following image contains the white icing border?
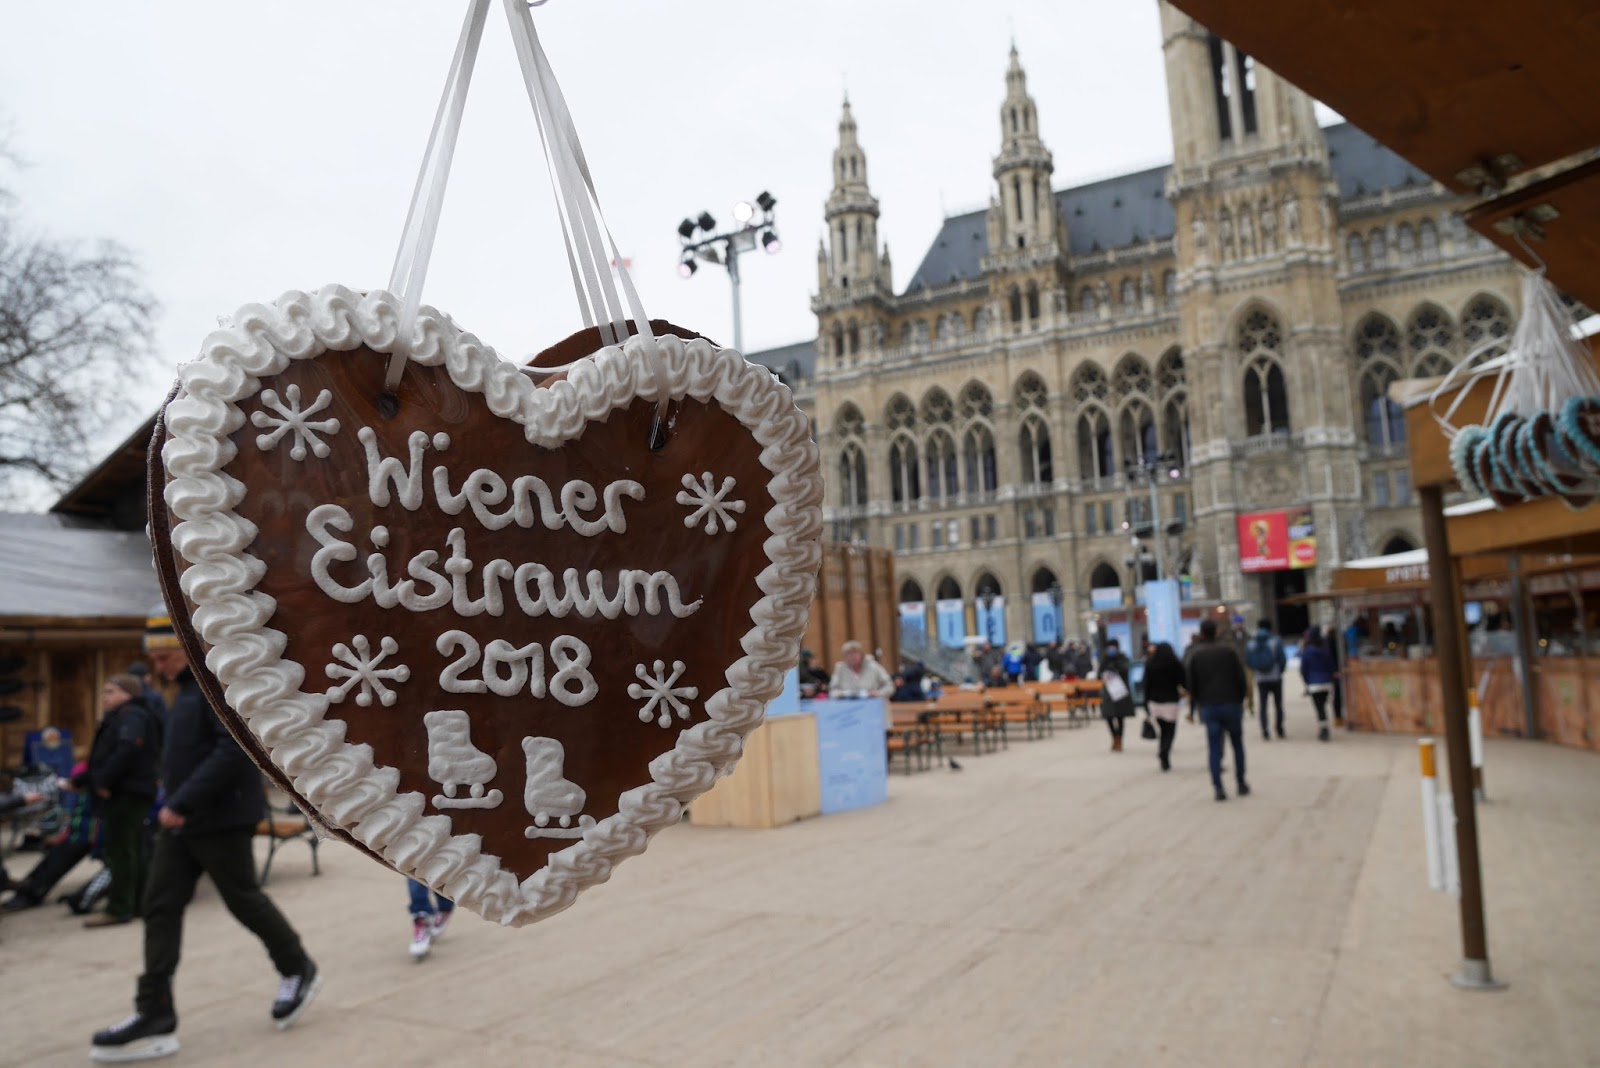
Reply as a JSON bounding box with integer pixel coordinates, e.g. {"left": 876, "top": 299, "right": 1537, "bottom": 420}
{"left": 162, "top": 285, "right": 822, "bottom": 926}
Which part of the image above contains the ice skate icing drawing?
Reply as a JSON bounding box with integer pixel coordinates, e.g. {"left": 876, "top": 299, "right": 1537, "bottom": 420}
{"left": 424, "top": 710, "right": 503, "bottom": 810}
{"left": 522, "top": 736, "right": 595, "bottom": 840}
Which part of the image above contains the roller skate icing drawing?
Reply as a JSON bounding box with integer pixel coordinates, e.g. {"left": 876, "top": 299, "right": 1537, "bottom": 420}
{"left": 522, "top": 737, "right": 595, "bottom": 839}
{"left": 424, "top": 710, "right": 503, "bottom": 810}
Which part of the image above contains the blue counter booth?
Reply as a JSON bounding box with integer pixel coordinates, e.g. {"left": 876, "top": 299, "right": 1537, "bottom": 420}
{"left": 689, "top": 669, "right": 888, "bottom": 827}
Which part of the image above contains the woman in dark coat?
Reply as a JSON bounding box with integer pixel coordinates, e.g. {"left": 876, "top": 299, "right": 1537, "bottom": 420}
{"left": 78, "top": 673, "right": 161, "bottom": 926}
{"left": 1142, "top": 642, "right": 1187, "bottom": 771}
{"left": 1300, "top": 627, "right": 1337, "bottom": 742}
{"left": 1099, "top": 639, "right": 1136, "bottom": 751}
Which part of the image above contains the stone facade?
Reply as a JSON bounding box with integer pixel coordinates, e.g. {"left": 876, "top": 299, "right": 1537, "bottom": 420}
{"left": 772, "top": 4, "right": 1533, "bottom": 647}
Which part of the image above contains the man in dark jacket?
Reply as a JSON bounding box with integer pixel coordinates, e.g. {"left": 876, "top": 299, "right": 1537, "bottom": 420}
{"left": 91, "top": 610, "right": 321, "bottom": 1063}
{"left": 1185, "top": 618, "right": 1252, "bottom": 802}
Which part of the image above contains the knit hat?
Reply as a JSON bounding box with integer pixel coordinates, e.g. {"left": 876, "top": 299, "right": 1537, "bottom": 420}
{"left": 144, "top": 604, "right": 180, "bottom": 652}
{"left": 106, "top": 673, "right": 144, "bottom": 700}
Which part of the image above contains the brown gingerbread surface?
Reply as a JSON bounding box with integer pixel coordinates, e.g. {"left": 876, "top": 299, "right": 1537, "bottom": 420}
{"left": 152, "top": 326, "right": 773, "bottom": 883}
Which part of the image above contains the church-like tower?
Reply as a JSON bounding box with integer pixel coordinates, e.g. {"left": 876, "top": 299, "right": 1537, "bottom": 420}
{"left": 1159, "top": 0, "right": 1358, "bottom": 607}
{"left": 815, "top": 98, "right": 892, "bottom": 369}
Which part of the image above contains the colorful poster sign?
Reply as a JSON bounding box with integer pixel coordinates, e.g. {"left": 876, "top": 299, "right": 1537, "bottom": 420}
{"left": 1031, "top": 591, "right": 1061, "bottom": 644}
{"left": 936, "top": 598, "right": 966, "bottom": 649}
{"left": 975, "top": 596, "right": 1006, "bottom": 645}
{"left": 1144, "top": 579, "right": 1182, "bottom": 649}
{"left": 1090, "top": 586, "right": 1124, "bottom": 610}
{"left": 1237, "top": 509, "right": 1318, "bottom": 572}
{"left": 898, "top": 601, "right": 928, "bottom": 647}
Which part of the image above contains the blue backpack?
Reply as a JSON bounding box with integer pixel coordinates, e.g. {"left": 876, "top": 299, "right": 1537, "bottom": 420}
{"left": 1245, "top": 635, "right": 1279, "bottom": 673}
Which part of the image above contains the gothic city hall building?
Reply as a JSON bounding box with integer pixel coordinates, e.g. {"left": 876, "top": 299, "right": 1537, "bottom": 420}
{"left": 757, "top": 3, "right": 1531, "bottom": 653}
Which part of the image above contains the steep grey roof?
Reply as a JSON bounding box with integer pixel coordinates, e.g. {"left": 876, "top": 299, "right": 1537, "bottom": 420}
{"left": 745, "top": 339, "right": 816, "bottom": 388}
{"left": 904, "top": 122, "right": 1430, "bottom": 295}
{"left": 1324, "top": 122, "right": 1432, "bottom": 199}
{"left": 0, "top": 513, "right": 160, "bottom": 622}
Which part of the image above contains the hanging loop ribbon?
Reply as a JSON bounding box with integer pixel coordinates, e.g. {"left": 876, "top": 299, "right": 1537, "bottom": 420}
{"left": 384, "top": 0, "right": 670, "bottom": 436}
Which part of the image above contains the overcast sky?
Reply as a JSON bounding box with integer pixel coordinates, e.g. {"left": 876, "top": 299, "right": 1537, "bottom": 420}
{"left": 1, "top": 0, "right": 1179, "bottom": 471}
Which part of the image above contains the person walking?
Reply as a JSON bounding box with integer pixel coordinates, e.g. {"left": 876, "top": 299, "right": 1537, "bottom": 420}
{"left": 407, "top": 879, "right": 455, "bottom": 960}
{"left": 1300, "top": 626, "right": 1338, "bottom": 742}
{"left": 1185, "top": 619, "right": 1251, "bottom": 802}
{"left": 79, "top": 674, "right": 162, "bottom": 928}
{"left": 90, "top": 610, "right": 321, "bottom": 1063}
{"left": 1244, "top": 621, "right": 1288, "bottom": 740}
{"left": 1141, "top": 642, "right": 1187, "bottom": 772}
{"left": 1099, "top": 638, "right": 1135, "bottom": 751}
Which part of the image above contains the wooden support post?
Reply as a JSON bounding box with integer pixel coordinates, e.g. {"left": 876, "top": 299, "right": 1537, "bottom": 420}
{"left": 1418, "top": 484, "right": 1504, "bottom": 991}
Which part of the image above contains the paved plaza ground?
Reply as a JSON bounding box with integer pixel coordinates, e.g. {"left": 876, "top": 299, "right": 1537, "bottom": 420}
{"left": 5, "top": 691, "right": 1598, "bottom": 1067}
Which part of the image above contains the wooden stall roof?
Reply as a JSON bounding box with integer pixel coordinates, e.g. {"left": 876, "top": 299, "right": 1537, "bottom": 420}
{"left": 51, "top": 414, "right": 156, "bottom": 522}
{"left": 1169, "top": 0, "right": 1600, "bottom": 310}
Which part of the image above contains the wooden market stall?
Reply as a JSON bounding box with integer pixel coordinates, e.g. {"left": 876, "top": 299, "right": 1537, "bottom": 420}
{"left": 1171, "top": 0, "right": 1600, "bottom": 992}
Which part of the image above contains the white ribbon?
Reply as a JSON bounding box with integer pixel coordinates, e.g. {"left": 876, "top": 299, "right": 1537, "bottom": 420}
{"left": 386, "top": 0, "right": 667, "bottom": 419}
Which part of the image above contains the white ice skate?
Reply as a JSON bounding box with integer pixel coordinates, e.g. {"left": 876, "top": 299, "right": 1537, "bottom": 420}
{"left": 522, "top": 736, "right": 595, "bottom": 840}
{"left": 424, "top": 710, "right": 503, "bottom": 810}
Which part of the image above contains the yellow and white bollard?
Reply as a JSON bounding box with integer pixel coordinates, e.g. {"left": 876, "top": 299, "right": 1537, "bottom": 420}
{"left": 1468, "top": 688, "right": 1485, "bottom": 803}
{"left": 1419, "top": 737, "right": 1445, "bottom": 891}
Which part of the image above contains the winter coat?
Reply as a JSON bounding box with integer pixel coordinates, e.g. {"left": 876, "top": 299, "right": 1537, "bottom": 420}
{"left": 161, "top": 670, "right": 265, "bottom": 834}
{"left": 1100, "top": 652, "right": 1136, "bottom": 719}
{"left": 1185, "top": 641, "right": 1249, "bottom": 707}
{"left": 84, "top": 693, "right": 162, "bottom": 801}
{"left": 1300, "top": 643, "right": 1336, "bottom": 689}
{"left": 1142, "top": 655, "right": 1187, "bottom": 705}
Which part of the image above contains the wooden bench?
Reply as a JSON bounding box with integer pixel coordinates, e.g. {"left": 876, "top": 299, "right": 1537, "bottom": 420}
{"left": 1033, "top": 681, "right": 1087, "bottom": 727}
{"left": 927, "top": 693, "right": 1003, "bottom": 755}
{"left": 986, "top": 686, "right": 1052, "bottom": 741}
{"left": 886, "top": 704, "right": 936, "bottom": 773}
{"left": 256, "top": 794, "right": 321, "bottom": 886}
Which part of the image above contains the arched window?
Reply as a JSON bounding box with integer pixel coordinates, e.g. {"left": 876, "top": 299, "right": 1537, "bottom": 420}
{"left": 1008, "top": 286, "right": 1023, "bottom": 323}
{"left": 959, "top": 382, "right": 994, "bottom": 421}
{"left": 1414, "top": 352, "right": 1453, "bottom": 378}
{"left": 1112, "top": 354, "right": 1153, "bottom": 400}
{"left": 936, "top": 315, "right": 952, "bottom": 343}
{"left": 1462, "top": 295, "right": 1513, "bottom": 357}
{"left": 949, "top": 312, "right": 965, "bottom": 339}
{"left": 963, "top": 425, "right": 998, "bottom": 494}
{"left": 1080, "top": 286, "right": 1096, "bottom": 317}
{"left": 1162, "top": 269, "right": 1177, "bottom": 304}
{"left": 831, "top": 322, "right": 844, "bottom": 358}
{"left": 924, "top": 429, "right": 959, "bottom": 500}
{"left": 1089, "top": 562, "right": 1121, "bottom": 593}
{"left": 1119, "top": 399, "right": 1157, "bottom": 466}
{"left": 1156, "top": 347, "right": 1186, "bottom": 395}
{"left": 1368, "top": 228, "right": 1387, "bottom": 268}
{"left": 1162, "top": 393, "right": 1191, "bottom": 467}
{"left": 912, "top": 319, "right": 930, "bottom": 345}
{"left": 1406, "top": 303, "right": 1455, "bottom": 378}
{"left": 1026, "top": 282, "right": 1040, "bottom": 321}
{"left": 921, "top": 387, "right": 955, "bottom": 427}
{"left": 1419, "top": 219, "right": 1440, "bottom": 261}
{"left": 1396, "top": 222, "right": 1415, "bottom": 263}
{"left": 1119, "top": 278, "right": 1134, "bottom": 309}
{"left": 1077, "top": 408, "right": 1114, "bottom": 480}
{"left": 1347, "top": 232, "right": 1365, "bottom": 272}
{"left": 847, "top": 321, "right": 860, "bottom": 355}
{"left": 936, "top": 576, "right": 962, "bottom": 603}
{"left": 889, "top": 434, "right": 922, "bottom": 503}
{"left": 1020, "top": 416, "right": 1053, "bottom": 484}
{"left": 1360, "top": 363, "right": 1404, "bottom": 446}
{"left": 1382, "top": 535, "right": 1416, "bottom": 556}
{"left": 973, "top": 307, "right": 990, "bottom": 338}
{"left": 885, "top": 394, "right": 916, "bottom": 432}
{"left": 1354, "top": 314, "right": 1401, "bottom": 361}
{"left": 837, "top": 443, "right": 868, "bottom": 507}
{"left": 1238, "top": 309, "right": 1290, "bottom": 436}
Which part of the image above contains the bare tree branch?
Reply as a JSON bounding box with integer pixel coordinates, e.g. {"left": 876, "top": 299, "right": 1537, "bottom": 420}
{"left": 0, "top": 154, "right": 157, "bottom": 504}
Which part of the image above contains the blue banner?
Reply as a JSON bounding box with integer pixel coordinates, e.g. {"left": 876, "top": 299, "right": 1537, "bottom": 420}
{"left": 813, "top": 698, "right": 889, "bottom": 814}
{"left": 936, "top": 599, "right": 966, "bottom": 649}
{"left": 899, "top": 601, "right": 928, "bottom": 647}
{"left": 1144, "top": 579, "right": 1183, "bottom": 649}
{"left": 1090, "top": 586, "right": 1124, "bottom": 610}
{"left": 975, "top": 596, "right": 1006, "bottom": 645}
{"left": 1030, "top": 592, "right": 1060, "bottom": 644}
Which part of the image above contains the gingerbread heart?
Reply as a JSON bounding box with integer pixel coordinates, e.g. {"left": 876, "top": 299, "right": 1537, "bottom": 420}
{"left": 151, "top": 286, "right": 822, "bottom": 926}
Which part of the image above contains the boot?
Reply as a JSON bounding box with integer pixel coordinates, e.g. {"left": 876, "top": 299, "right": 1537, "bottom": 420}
{"left": 1319, "top": 725, "right": 1330, "bottom": 742}
{"left": 1111, "top": 735, "right": 1123, "bottom": 752}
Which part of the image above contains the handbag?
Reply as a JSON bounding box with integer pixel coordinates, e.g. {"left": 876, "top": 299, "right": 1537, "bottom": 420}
{"left": 1140, "top": 716, "right": 1158, "bottom": 741}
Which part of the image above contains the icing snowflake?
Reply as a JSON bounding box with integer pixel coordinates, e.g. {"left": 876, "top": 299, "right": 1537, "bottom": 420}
{"left": 627, "top": 660, "right": 698, "bottom": 729}
{"left": 325, "top": 635, "right": 410, "bottom": 708}
{"left": 251, "top": 384, "right": 340, "bottom": 461}
{"left": 676, "top": 472, "right": 745, "bottom": 535}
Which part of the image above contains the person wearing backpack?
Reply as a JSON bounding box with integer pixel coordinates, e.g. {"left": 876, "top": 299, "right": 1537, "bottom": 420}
{"left": 1245, "top": 621, "right": 1288, "bottom": 740}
